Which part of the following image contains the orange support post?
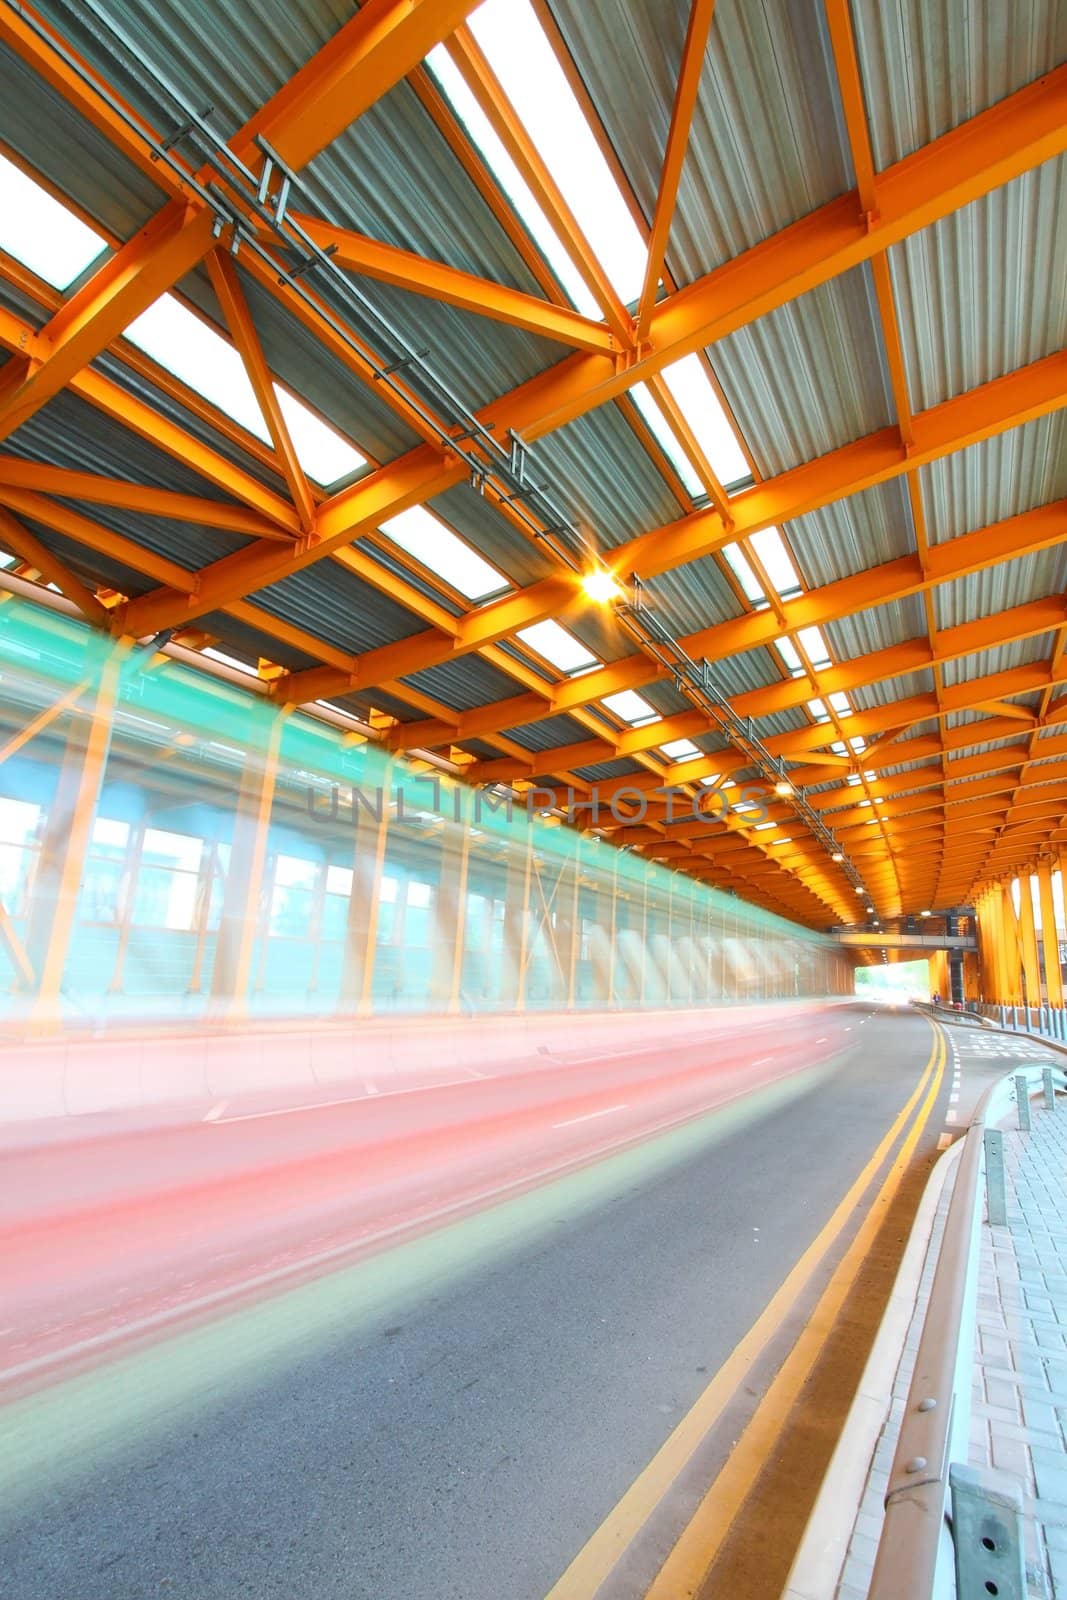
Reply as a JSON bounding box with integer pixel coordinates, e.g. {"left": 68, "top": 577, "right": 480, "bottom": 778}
{"left": 1036, "top": 861, "right": 1064, "bottom": 1009}
{"left": 210, "top": 709, "right": 285, "bottom": 1018}
{"left": 1017, "top": 872, "right": 1042, "bottom": 1014}
{"left": 339, "top": 763, "right": 396, "bottom": 1016}
{"left": 26, "top": 646, "right": 124, "bottom": 1033}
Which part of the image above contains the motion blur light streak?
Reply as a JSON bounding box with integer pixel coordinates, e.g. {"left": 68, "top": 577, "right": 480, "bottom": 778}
{"left": 0, "top": 595, "right": 851, "bottom": 1036}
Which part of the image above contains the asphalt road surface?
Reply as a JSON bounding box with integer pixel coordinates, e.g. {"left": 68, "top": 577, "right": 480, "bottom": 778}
{"left": 0, "top": 1002, "right": 1026, "bottom": 1599}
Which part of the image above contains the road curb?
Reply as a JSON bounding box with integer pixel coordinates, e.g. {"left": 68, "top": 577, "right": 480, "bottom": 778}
{"left": 779, "top": 1134, "right": 964, "bottom": 1600}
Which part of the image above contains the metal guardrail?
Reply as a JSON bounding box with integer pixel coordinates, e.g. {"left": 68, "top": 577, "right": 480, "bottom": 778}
{"left": 866, "top": 1059, "right": 1066, "bottom": 1600}
{"left": 976, "top": 1001, "right": 1067, "bottom": 1041}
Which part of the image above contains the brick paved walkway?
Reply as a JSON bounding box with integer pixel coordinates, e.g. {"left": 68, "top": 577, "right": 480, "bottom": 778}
{"left": 834, "top": 1086, "right": 1067, "bottom": 1599}
{"left": 968, "top": 1096, "right": 1067, "bottom": 1597}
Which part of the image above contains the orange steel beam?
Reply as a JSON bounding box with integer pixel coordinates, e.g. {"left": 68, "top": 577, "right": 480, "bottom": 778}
{"left": 0, "top": 489, "right": 198, "bottom": 594}
{"left": 205, "top": 251, "right": 316, "bottom": 533}
{"left": 0, "top": 508, "right": 108, "bottom": 625}
{"left": 0, "top": 201, "right": 217, "bottom": 443}
{"left": 497, "top": 661, "right": 1067, "bottom": 809}
{"left": 635, "top": 0, "right": 717, "bottom": 342}
{"left": 598, "top": 352, "right": 1066, "bottom": 584}
{"left": 556, "top": 498, "right": 1066, "bottom": 714}
{"left": 269, "top": 380, "right": 1065, "bottom": 712}
{"left": 5, "top": 54, "right": 1059, "bottom": 672}
{"left": 0, "top": 10, "right": 447, "bottom": 460}
{"left": 295, "top": 218, "right": 616, "bottom": 354}
{"left": 0, "top": 458, "right": 293, "bottom": 542}
{"left": 455, "top": 597, "right": 1067, "bottom": 783}
{"left": 120, "top": 448, "right": 457, "bottom": 637}
{"left": 233, "top": 0, "right": 484, "bottom": 172}
{"left": 0, "top": 302, "right": 301, "bottom": 531}
{"left": 485, "top": 65, "right": 1067, "bottom": 442}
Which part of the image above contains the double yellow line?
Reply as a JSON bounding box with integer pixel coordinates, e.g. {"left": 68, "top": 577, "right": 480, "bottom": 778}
{"left": 545, "top": 1021, "right": 947, "bottom": 1600}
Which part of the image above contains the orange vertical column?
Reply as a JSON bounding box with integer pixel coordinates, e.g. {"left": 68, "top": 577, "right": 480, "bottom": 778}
{"left": 1036, "top": 862, "right": 1064, "bottom": 1009}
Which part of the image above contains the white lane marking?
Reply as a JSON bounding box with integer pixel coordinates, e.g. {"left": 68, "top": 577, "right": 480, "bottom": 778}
{"left": 815, "top": 1036, "right": 828, "bottom": 1044}
{"left": 949, "top": 1092, "right": 959, "bottom": 1103}
{"left": 937, "top": 1132, "right": 954, "bottom": 1150}
{"left": 212, "top": 1078, "right": 474, "bottom": 1123}
{"left": 203, "top": 1101, "right": 228, "bottom": 1122}
{"left": 751, "top": 1056, "right": 774, "bottom": 1066}
{"left": 844, "top": 1027, "right": 852, "bottom": 1032}
{"left": 554, "top": 1103, "right": 628, "bottom": 1130}
{"left": 946, "top": 1109, "right": 958, "bottom": 1123}
{"left": 365, "top": 1080, "right": 380, "bottom": 1097}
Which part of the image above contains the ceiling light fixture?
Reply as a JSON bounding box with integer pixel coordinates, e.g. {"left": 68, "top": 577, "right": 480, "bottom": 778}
{"left": 582, "top": 569, "right": 623, "bottom": 605}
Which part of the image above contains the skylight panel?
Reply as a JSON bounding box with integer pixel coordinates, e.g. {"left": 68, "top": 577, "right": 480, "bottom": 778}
{"left": 602, "top": 689, "right": 659, "bottom": 725}
{"left": 749, "top": 527, "right": 801, "bottom": 597}
{"left": 659, "top": 354, "right": 750, "bottom": 486}
{"left": 516, "top": 618, "right": 597, "bottom": 673}
{"left": 848, "top": 735, "right": 866, "bottom": 752}
{"left": 660, "top": 738, "right": 702, "bottom": 760}
{"left": 466, "top": 0, "right": 646, "bottom": 305}
{"left": 807, "top": 697, "right": 830, "bottom": 722}
{"left": 796, "top": 625, "right": 832, "bottom": 669}
{"left": 776, "top": 636, "right": 803, "bottom": 674}
{"left": 124, "top": 294, "right": 365, "bottom": 487}
{"left": 631, "top": 384, "right": 703, "bottom": 497}
{"left": 0, "top": 154, "right": 106, "bottom": 289}
{"left": 700, "top": 772, "right": 722, "bottom": 787}
{"left": 380, "top": 506, "right": 508, "bottom": 602}
{"left": 203, "top": 646, "right": 255, "bottom": 674}
{"left": 722, "top": 544, "right": 765, "bottom": 607}
{"left": 425, "top": 45, "right": 599, "bottom": 318}
{"left": 754, "top": 820, "right": 777, "bottom": 831}
{"left": 770, "top": 836, "right": 793, "bottom": 845}
{"left": 828, "top": 690, "right": 852, "bottom": 714}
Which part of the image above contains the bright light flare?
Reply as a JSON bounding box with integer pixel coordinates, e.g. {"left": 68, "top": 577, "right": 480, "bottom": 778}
{"left": 582, "top": 569, "right": 623, "bottom": 605}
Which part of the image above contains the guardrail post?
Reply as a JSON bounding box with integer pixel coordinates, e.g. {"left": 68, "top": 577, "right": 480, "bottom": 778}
{"left": 1015, "top": 1075, "right": 1031, "bottom": 1132}
{"left": 949, "top": 1463, "right": 1026, "bottom": 1600}
{"left": 1043, "top": 1067, "right": 1057, "bottom": 1111}
{"left": 984, "top": 1129, "right": 1007, "bottom": 1226}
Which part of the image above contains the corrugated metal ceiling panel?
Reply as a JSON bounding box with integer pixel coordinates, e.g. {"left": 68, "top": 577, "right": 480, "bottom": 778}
{"left": 572, "top": 757, "right": 645, "bottom": 783}
{"left": 0, "top": 40, "right": 160, "bottom": 239}
{"left": 850, "top": 0, "right": 1067, "bottom": 169}
{"left": 427, "top": 484, "right": 556, "bottom": 590}
{"left": 711, "top": 265, "right": 894, "bottom": 477}
{"left": 548, "top": 0, "right": 851, "bottom": 280}
{"left": 934, "top": 546, "right": 1067, "bottom": 629}
{"left": 941, "top": 635, "right": 1056, "bottom": 686}
{"left": 253, "top": 562, "right": 426, "bottom": 657}
{"left": 8, "top": 519, "right": 151, "bottom": 598}
{"left": 533, "top": 404, "right": 681, "bottom": 549}
{"left": 849, "top": 669, "right": 936, "bottom": 710}
{"left": 784, "top": 478, "right": 916, "bottom": 588}
{"left": 504, "top": 713, "right": 590, "bottom": 753}
{"left": 402, "top": 655, "right": 529, "bottom": 713}
{"left": 643, "top": 556, "right": 746, "bottom": 639}
{"left": 891, "top": 159, "right": 1067, "bottom": 413}
{"left": 919, "top": 413, "right": 1067, "bottom": 543}
{"left": 196, "top": 610, "right": 319, "bottom": 672}
{"left": 824, "top": 595, "right": 928, "bottom": 658}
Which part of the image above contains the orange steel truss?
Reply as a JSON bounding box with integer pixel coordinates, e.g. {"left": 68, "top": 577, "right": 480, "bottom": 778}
{"left": 0, "top": 0, "right": 1063, "bottom": 936}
